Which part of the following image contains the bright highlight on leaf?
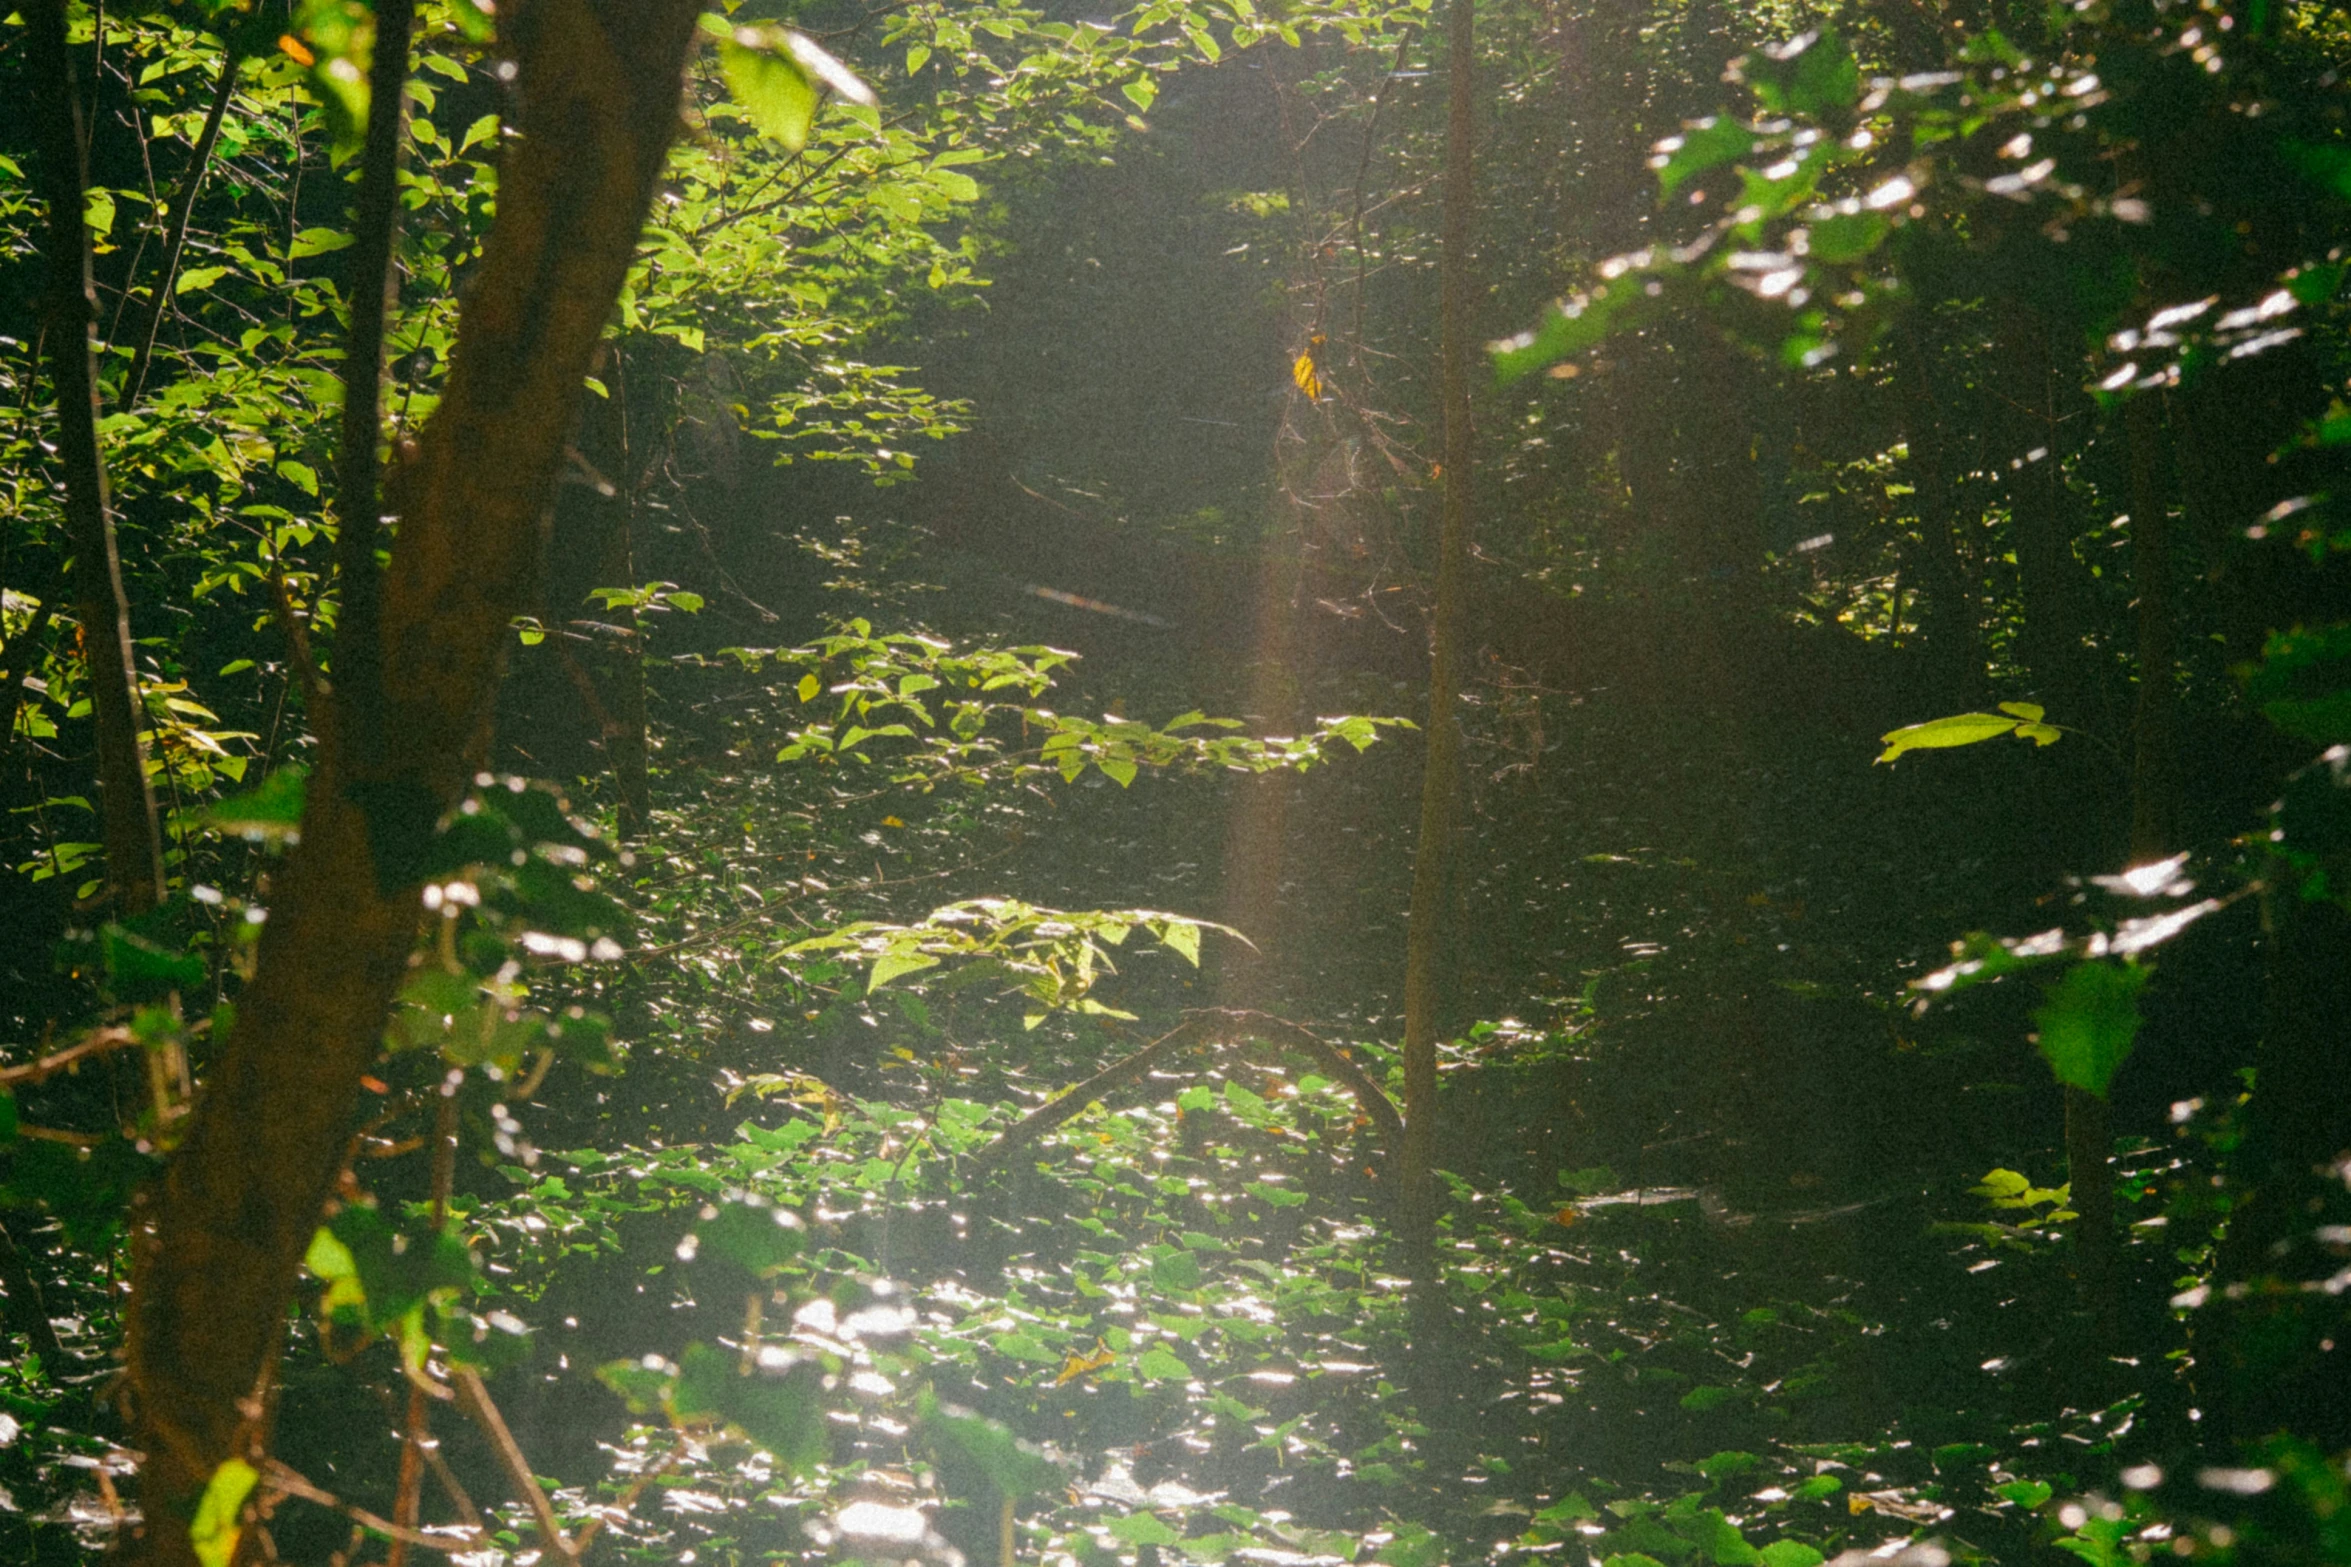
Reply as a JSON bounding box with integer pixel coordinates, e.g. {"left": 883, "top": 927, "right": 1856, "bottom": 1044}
{"left": 704, "top": 16, "right": 876, "bottom": 151}
{"left": 1876, "top": 704, "right": 2063, "bottom": 763}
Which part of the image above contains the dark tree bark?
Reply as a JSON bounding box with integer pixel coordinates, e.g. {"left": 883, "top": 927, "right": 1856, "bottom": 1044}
{"left": 1399, "top": 0, "right": 1474, "bottom": 1272}
{"left": 120, "top": 1, "right": 706, "bottom": 1558}
{"left": 30, "top": 0, "right": 167, "bottom": 919}
{"left": 330, "top": 0, "right": 418, "bottom": 748}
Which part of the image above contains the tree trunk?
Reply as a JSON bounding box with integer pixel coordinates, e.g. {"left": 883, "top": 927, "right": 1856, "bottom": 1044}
{"left": 590, "top": 347, "right": 652, "bottom": 838}
{"left": 1399, "top": 0, "right": 1474, "bottom": 1274}
{"left": 120, "top": 2, "right": 705, "bottom": 1559}
{"left": 1898, "top": 332, "right": 1982, "bottom": 703}
{"left": 2125, "top": 392, "right": 2176, "bottom": 861}
{"left": 329, "top": 0, "right": 418, "bottom": 748}
{"left": 30, "top": 0, "right": 166, "bottom": 918}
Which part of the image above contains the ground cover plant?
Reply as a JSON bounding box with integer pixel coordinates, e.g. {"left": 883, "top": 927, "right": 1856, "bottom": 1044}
{"left": 4, "top": 0, "right": 2351, "bottom": 1564}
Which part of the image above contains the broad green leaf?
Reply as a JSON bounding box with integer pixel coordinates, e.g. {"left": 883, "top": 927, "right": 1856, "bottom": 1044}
{"left": 2033, "top": 960, "right": 2149, "bottom": 1098}
{"left": 1159, "top": 920, "right": 1201, "bottom": 966}
{"left": 289, "top": 227, "right": 355, "bottom": 259}
{"left": 1758, "top": 1545, "right": 1826, "bottom": 1567}
{"left": 870, "top": 950, "right": 941, "bottom": 991}
{"left": 206, "top": 765, "right": 306, "bottom": 843}
{"left": 1110, "top": 1513, "right": 1184, "bottom": 1547}
{"left": 1875, "top": 711, "right": 2031, "bottom": 763}
{"left": 1136, "top": 1344, "right": 1192, "bottom": 1382}
{"left": 928, "top": 1397, "right": 1066, "bottom": 1498}
{"left": 1654, "top": 117, "right": 1755, "bottom": 200}
{"left": 690, "top": 1198, "right": 806, "bottom": 1277}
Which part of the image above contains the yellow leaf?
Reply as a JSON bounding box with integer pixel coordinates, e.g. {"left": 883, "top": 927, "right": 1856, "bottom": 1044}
{"left": 191, "top": 1458, "right": 259, "bottom": 1567}
{"left": 1055, "top": 1339, "right": 1118, "bottom": 1386}
{"left": 882, "top": 816, "right": 905, "bottom": 828}
{"left": 278, "top": 32, "right": 315, "bottom": 65}
{"left": 1292, "top": 350, "right": 1321, "bottom": 401}
{"left": 797, "top": 672, "right": 821, "bottom": 702}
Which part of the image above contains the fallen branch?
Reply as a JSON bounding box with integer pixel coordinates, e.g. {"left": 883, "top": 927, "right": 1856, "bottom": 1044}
{"left": 965, "top": 1008, "right": 1402, "bottom": 1181}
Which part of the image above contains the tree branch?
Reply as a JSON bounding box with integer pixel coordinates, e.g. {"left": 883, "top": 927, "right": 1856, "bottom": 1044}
{"left": 122, "top": 46, "right": 243, "bottom": 409}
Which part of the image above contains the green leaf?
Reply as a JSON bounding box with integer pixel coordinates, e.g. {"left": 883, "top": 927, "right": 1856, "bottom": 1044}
{"left": 2033, "top": 960, "right": 2149, "bottom": 1099}
{"left": 1109, "top": 1513, "right": 1184, "bottom": 1547}
{"left": 1757, "top": 1545, "right": 1826, "bottom": 1567}
{"left": 176, "top": 266, "right": 231, "bottom": 294}
{"left": 205, "top": 765, "right": 307, "bottom": 844}
{"left": 1805, "top": 211, "right": 1887, "bottom": 263}
{"left": 190, "top": 1457, "right": 259, "bottom": 1567}
{"left": 689, "top": 1198, "right": 806, "bottom": 1277}
{"left": 675, "top": 1342, "right": 829, "bottom": 1473}
{"left": 928, "top": 1396, "right": 1066, "bottom": 1499}
{"left": 1123, "top": 77, "right": 1158, "bottom": 113}
{"left": 1136, "top": 1345, "right": 1192, "bottom": 1382}
{"left": 99, "top": 924, "right": 206, "bottom": 999}
{"left": 1158, "top": 920, "right": 1202, "bottom": 966}
{"left": 870, "top": 949, "right": 941, "bottom": 992}
{"left": 288, "top": 226, "right": 354, "bottom": 259}
{"left": 1996, "top": 1479, "right": 2054, "bottom": 1509}
{"left": 712, "top": 22, "right": 875, "bottom": 150}
{"left": 1875, "top": 711, "right": 2032, "bottom": 763}
{"left": 1655, "top": 117, "right": 1756, "bottom": 200}
{"left": 1150, "top": 1250, "right": 1203, "bottom": 1291}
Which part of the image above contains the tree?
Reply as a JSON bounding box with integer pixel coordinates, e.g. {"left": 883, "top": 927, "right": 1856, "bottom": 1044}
{"left": 1398, "top": 0, "right": 1474, "bottom": 1274}
{"left": 120, "top": 0, "right": 705, "bottom": 1554}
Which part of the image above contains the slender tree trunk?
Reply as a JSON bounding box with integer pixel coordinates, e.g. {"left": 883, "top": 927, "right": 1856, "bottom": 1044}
{"left": 30, "top": 0, "right": 167, "bottom": 918}
{"left": 122, "top": 46, "right": 243, "bottom": 410}
{"left": 2125, "top": 392, "right": 2176, "bottom": 860}
{"left": 330, "top": 0, "right": 417, "bottom": 747}
{"left": 2064, "top": 389, "right": 2178, "bottom": 1342}
{"left": 591, "top": 350, "right": 651, "bottom": 838}
{"left": 1898, "top": 334, "right": 1982, "bottom": 702}
{"left": 1399, "top": 0, "right": 1474, "bottom": 1274}
{"left": 121, "top": 3, "right": 706, "bottom": 1559}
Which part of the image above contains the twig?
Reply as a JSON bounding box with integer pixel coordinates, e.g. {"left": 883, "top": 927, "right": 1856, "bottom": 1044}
{"left": 262, "top": 1458, "right": 486, "bottom": 1555}
{"left": 121, "top": 46, "right": 243, "bottom": 407}
{"left": 0, "top": 1026, "right": 138, "bottom": 1088}
{"left": 0, "top": 594, "right": 60, "bottom": 754}
{"left": 454, "top": 1365, "right": 579, "bottom": 1566}
{"left": 388, "top": 1090, "right": 460, "bottom": 1567}
{"left": 267, "top": 557, "right": 326, "bottom": 714}
{"left": 0, "top": 1215, "right": 68, "bottom": 1365}
{"left": 967, "top": 1008, "right": 1402, "bottom": 1180}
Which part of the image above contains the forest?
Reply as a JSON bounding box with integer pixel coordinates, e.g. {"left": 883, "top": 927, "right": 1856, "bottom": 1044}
{"left": 4, "top": 0, "right": 2351, "bottom": 1562}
